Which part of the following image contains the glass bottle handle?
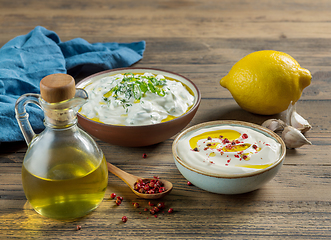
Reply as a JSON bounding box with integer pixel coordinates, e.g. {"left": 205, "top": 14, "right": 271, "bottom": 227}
{"left": 15, "top": 93, "right": 41, "bottom": 145}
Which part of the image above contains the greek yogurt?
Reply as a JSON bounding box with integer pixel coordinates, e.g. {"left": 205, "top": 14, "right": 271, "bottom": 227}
{"left": 79, "top": 72, "right": 194, "bottom": 126}
{"left": 176, "top": 125, "right": 282, "bottom": 175}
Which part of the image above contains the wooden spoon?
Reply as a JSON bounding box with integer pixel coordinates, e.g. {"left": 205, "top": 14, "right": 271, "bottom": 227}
{"left": 107, "top": 162, "right": 173, "bottom": 199}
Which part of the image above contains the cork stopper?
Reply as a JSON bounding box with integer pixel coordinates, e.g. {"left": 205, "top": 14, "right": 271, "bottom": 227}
{"left": 40, "top": 73, "right": 76, "bottom": 103}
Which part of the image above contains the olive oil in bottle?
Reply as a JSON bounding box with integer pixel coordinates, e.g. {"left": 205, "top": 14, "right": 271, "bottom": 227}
{"left": 22, "top": 147, "right": 108, "bottom": 220}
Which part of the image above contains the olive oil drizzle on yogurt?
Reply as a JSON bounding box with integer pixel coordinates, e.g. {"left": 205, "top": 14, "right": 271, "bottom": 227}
{"left": 177, "top": 125, "right": 282, "bottom": 174}
{"left": 80, "top": 73, "right": 194, "bottom": 126}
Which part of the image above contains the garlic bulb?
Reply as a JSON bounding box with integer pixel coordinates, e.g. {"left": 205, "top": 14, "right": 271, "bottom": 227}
{"left": 281, "top": 126, "right": 312, "bottom": 149}
{"left": 262, "top": 119, "right": 286, "bottom": 132}
{"left": 286, "top": 102, "right": 312, "bottom": 133}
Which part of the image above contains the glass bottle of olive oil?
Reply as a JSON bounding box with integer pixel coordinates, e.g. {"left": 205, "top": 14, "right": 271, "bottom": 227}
{"left": 15, "top": 73, "right": 108, "bottom": 220}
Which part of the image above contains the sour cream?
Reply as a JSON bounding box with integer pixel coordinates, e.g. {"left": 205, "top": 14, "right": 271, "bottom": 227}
{"left": 176, "top": 125, "right": 282, "bottom": 175}
{"left": 79, "top": 72, "right": 194, "bottom": 126}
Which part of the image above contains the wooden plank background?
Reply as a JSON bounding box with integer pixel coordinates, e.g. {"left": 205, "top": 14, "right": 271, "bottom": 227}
{"left": 0, "top": 0, "right": 331, "bottom": 239}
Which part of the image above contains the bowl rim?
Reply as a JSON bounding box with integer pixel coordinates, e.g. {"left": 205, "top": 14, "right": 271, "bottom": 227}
{"left": 76, "top": 67, "right": 201, "bottom": 129}
{"left": 172, "top": 120, "right": 286, "bottom": 179}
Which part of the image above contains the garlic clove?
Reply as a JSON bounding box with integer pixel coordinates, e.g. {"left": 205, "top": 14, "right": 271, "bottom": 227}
{"left": 281, "top": 126, "right": 312, "bottom": 149}
{"left": 286, "top": 102, "right": 312, "bottom": 133}
{"left": 262, "top": 119, "right": 286, "bottom": 132}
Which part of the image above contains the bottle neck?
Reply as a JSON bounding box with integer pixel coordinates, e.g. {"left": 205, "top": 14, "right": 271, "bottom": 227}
{"left": 43, "top": 108, "right": 78, "bottom": 129}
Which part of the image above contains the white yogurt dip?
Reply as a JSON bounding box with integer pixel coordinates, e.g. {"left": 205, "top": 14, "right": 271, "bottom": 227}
{"left": 79, "top": 72, "right": 194, "bottom": 126}
{"left": 176, "top": 125, "right": 282, "bottom": 175}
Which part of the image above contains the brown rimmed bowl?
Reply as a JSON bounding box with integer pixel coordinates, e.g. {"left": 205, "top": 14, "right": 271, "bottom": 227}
{"left": 76, "top": 68, "right": 201, "bottom": 147}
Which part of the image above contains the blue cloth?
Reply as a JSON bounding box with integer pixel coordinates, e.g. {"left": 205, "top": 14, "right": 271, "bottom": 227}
{"left": 0, "top": 26, "right": 145, "bottom": 142}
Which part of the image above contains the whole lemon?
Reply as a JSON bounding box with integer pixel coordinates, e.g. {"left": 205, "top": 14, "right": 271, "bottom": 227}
{"left": 220, "top": 50, "right": 312, "bottom": 115}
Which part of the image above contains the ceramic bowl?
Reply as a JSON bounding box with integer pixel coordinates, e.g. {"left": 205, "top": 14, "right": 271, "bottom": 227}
{"left": 172, "top": 120, "right": 286, "bottom": 194}
{"left": 76, "top": 68, "right": 201, "bottom": 147}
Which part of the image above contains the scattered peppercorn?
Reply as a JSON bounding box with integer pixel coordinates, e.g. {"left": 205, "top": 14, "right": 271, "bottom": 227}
{"left": 110, "top": 193, "right": 116, "bottom": 199}
{"left": 157, "top": 202, "right": 165, "bottom": 209}
{"left": 117, "top": 196, "right": 123, "bottom": 201}
{"left": 187, "top": 181, "right": 193, "bottom": 186}
{"left": 168, "top": 208, "right": 174, "bottom": 213}
{"left": 115, "top": 199, "right": 122, "bottom": 206}
{"left": 142, "top": 153, "right": 147, "bottom": 158}
{"left": 122, "top": 216, "right": 128, "bottom": 223}
{"left": 133, "top": 202, "right": 140, "bottom": 208}
{"left": 148, "top": 201, "right": 154, "bottom": 206}
{"left": 76, "top": 225, "right": 82, "bottom": 231}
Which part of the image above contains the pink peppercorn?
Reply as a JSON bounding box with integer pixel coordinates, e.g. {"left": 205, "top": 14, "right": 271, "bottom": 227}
{"left": 168, "top": 208, "right": 174, "bottom": 213}
{"left": 110, "top": 193, "right": 116, "bottom": 199}
{"left": 122, "top": 216, "right": 128, "bottom": 223}
{"left": 115, "top": 199, "right": 122, "bottom": 206}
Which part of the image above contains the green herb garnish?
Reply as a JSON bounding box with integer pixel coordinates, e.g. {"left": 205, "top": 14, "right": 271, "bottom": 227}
{"left": 103, "top": 73, "right": 167, "bottom": 107}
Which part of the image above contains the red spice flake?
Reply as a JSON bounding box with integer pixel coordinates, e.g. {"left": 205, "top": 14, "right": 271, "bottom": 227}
{"left": 76, "top": 225, "right": 82, "bottom": 231}
{"left": 242, "top": 133, "right": 248, "bottom": 139}
{"left": 210, "top": 161, "right": 214, "bottom": 164}
{"left": 152, "top": 206, "right": 160, "bottom": 213}
{"left": 157, "top": 202, "right": 165, "bottom": 209}
{"left": 144, "top": 208, "right": 149, "bottom": 212}
{"left": 115, "top": 199, "right": 122, "bottom": 206}
{"left": 168, "top": 208, "right": 174, "bottom": 213}
{"left": 225, "top": 164, "right": 228, "bottom": 166}
{"left": 110, "top": 193, "right": 116, "bottom": 199}
{"left": 243, "top": 155, "right": 248, "bottom": 160}
{"left": 122, "top": 216, "right": 128, "bottom": 223}
{"left": 227, "top": 159, "right": 231, "bottom": 163}
{"left": 234, "top": 154, "right": 239, "bottom": 158}
{"left": 223, "top": 138, "right": 230, "bottom": 144}
{"left": 187, "top": 181, "right": 193, "bottom": 186}
{"left": 266, "top": 143, "right": 270, "bottom": 146}
{"left": 253, "top": 144, "right": 258, "bottom": 149}
{"left": 134, "top": 177, "right": 165, "bottom": 194}
{"left": 204, "top": 147, "right": 209, "bottom": 151}
{"left": 158, "top": 187, "right": 165, "bottom": 193}
{"left": 142, "top": 153, "right": 147, "bottom": 158}
{"left": 207, "top": 136, "right": 212, "bottom": 140}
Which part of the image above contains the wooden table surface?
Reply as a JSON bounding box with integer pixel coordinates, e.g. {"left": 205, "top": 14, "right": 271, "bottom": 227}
{"left": 1, "top": 0, "right": 331, "bottom": 239}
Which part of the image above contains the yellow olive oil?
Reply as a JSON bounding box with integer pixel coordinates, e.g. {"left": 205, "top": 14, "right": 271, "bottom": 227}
{"left": 22, "top": 153, "right": 108, "bottom": 220}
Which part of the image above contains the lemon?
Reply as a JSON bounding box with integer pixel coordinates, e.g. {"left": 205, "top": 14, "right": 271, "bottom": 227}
{"left": 220, "top": 50, "right": 312, "bottom": 115}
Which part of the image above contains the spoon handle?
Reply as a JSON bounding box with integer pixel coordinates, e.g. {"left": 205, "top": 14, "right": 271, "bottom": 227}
{"left": 107, "top": 162, "right": 138, "bottom": 188}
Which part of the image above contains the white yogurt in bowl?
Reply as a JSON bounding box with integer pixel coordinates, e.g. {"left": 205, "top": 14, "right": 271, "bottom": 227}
{"left": 172, "top": 120, "right": 286, "bottom": 194}
{"left": 79, "top": 72, "right": 194, "bottom": 126}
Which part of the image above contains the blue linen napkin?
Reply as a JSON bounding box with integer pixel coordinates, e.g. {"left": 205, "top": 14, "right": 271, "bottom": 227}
{"left": 0, "top": 26, "right": 146, "bottom": 142}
